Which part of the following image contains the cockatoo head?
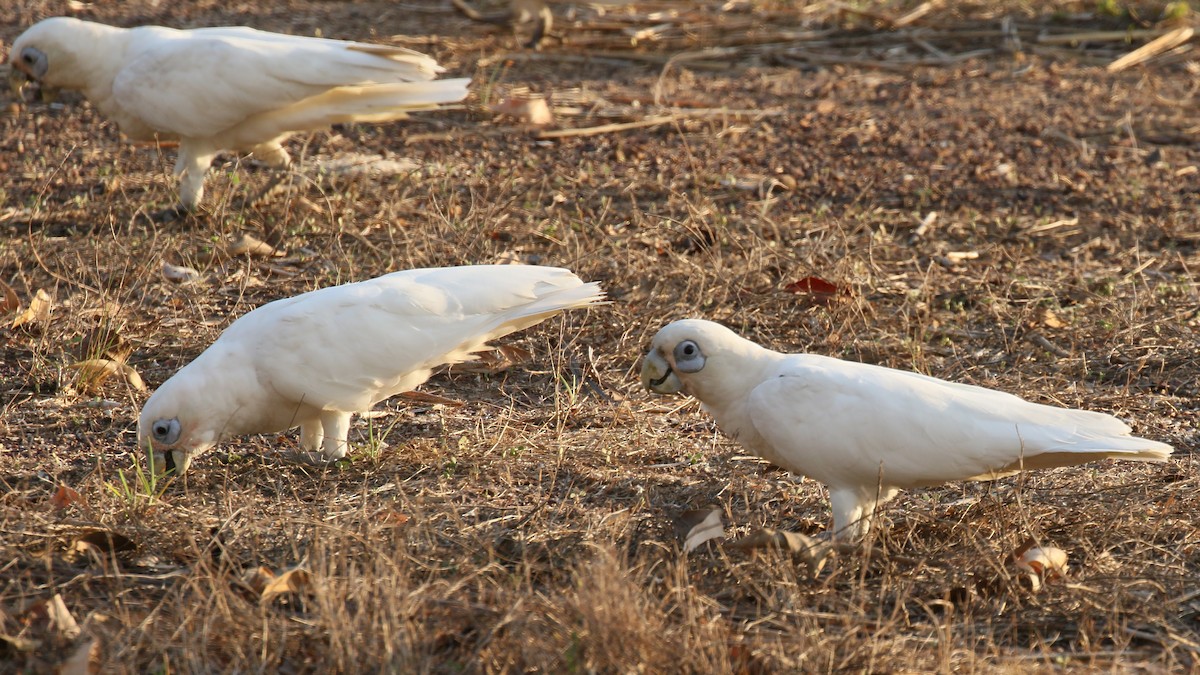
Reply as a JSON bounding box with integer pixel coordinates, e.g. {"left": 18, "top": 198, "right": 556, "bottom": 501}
{"left": 9, "top": 17, "right": 106, "bottom": 98}
{"left": 641, "top": 319, "right": 766, "bottom": 402}
{"left": 137, "top": 375, "right": 221, "bottom": 476}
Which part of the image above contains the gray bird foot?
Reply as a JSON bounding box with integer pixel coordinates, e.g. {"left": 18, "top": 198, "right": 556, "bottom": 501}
{"left": 281, "top": 450, "right": 345, "bottom": 468}
{"left": 138, "top": 204, "right": 195, "bottom": 224}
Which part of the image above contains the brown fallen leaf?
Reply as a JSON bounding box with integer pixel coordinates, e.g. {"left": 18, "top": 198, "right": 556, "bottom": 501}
{"left": 58, "top": 636, "right": 100, "bottom": 675}
{"left": 68, "top": 531, "right": 137, "bottom": 565}
{"left": 260, "top": 568, "right": 312, "bottom": 604}
{"left": 784, "top": 276, "right": 844, "bottom": 306}
{"left": 490, "top": 95, "right": 554, "bottom": 126}
{"left": 0, "top": 632, "right": 39, "bottom": 652}
{"left": 728, "top": 528, "right": 831, "bottom": 578}
{"left": 240, "top": 566, "right": 277, "bottom": 596}
{"left": 21, "top": 595, "right": 80, "bottom": 640}
{"left": 1012, "top": 539, "right": 1069, "bottom": 592}
{"left": 674, "top": 506, "right": 725, "bottom": 553}
{"left": 0, "top": 279, "right": 18, "bottom": 315}
{"left": 375, "top": 509, "right": 411, "bottom": 527}
{"left": 50, "top": 485, "right": 85, "bottom": 511}
{"left": 68, "top": 359, "right": 147, "bottom": 394}
{"left": 1038, "top": 307, "right": 1066, "bottom": 329}
{"left": 227, "top": 233, "right": 282, "bottom": 258}
{"left": 161, "top": 261, "right": 201, "bottom": 284}
{"left": 11, "top": 288, "right": 51, "bottom": 329}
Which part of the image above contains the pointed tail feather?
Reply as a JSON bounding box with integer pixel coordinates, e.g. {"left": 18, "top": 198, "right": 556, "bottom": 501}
{"left": 491, "top": 281, "right": 607, "bottom": 336}
{"left": 230, "top": 79, "right": 470, "bottom": 144}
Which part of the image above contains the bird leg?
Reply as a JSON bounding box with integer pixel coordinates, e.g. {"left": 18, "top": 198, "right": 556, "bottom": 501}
{"left": 250, "top": 141, "right": 291, "bottom": 169}
{"left": 285, "top": 414, "right": 349, "bottom": 467}
{"left": 174, "top": 146, "right": 217, "bottom": 213}
{"left": 318, "top": 410, "right": 352, "bottom": 461}
{"left": 829, "top": 487, "right": 898, "bottom": 542}
{"left": 242, "top": 142, "right": 299, "bottom": 209}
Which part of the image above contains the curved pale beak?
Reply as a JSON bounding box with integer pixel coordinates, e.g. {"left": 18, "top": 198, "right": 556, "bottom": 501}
{"left": 145, "top": 444, "right": 192, "bottom": 477}
{"left": 8, "top": 67, "right": 28, "bottom": 99}
{"left": 153, "top": 449, "right": 192, "bottom": 476}
{"left": 641, "top": 350, "right": 683, "bottom": 394}
{"left": 9, "top": 50, "right": 56, "bottom": 102}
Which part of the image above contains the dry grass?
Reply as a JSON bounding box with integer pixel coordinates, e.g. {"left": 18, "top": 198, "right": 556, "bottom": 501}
{"left": 2, "top": 0, "right": 1199, "bottom": 672}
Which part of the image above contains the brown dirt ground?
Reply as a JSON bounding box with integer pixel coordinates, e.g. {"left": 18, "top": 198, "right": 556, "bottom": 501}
{"left": 1, "top": 0, "right": 1199, "bottom": 672}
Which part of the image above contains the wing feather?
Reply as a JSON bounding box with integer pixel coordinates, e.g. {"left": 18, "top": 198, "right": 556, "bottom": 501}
{"left": 112, "top": 26, "right": 449, "bottom": 138}
{"left": 746, "top": 354, "right": 1168, "bottom": 490}
{"left": 224, "top": 266, "right": 601, "bottom": 412}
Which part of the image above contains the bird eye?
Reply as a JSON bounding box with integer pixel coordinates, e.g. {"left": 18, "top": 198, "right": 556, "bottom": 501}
{"left": 151, "top": 418, "right": 181, "bottom": 445}
{"left": 673, "top": 340, "right": 706, "bottom": 373}
{"left": 22, "top": 53, "right": 34, "bottom": 63}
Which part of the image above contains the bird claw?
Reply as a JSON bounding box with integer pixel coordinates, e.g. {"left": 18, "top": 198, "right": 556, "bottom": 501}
{"left": 281, "top": 450, "right": 343, "bottom": 468}
{"left": 137, "top": 204, "right": 195, "bottom": 224}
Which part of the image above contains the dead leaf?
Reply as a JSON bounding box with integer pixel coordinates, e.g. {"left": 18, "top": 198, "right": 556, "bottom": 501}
{"left": 68, "top": 359, "right": 147, "bottom": 394}
{"left": 11, "top": 289, "right": 51, "bottom": 329}
{"left": 0, "top": 279, "right": 18, "bottom": 314}
{"left": 728, "top": 528, "right": 831, "bottom": 578}
{"left": 1039, "top": 308, "right": 1066, "bottom": 329}
{"left": 21, "top": 595, "right": 80, "bottom": 640}
{"left": 161, "top": 262, "right": 200, "bottom": 284}
{"left": 1012, "top": 538, "right": 1070, "bottom": 586}
{"left": 69, "top": 531, "right": 137, "bottom": 565}
{"left": 1012, "top": 540, "right": 1069, "bottom": 592}
{"left": 675, "top": 506, "right": 725, "bottom": 553}
{"left": 58, "top": 636, "right": 100, "bottom": 675}
{"left": 375, "top": 509, "right": 411, "bottom": 527}
{"left": 260, "top": 568, "right": 312, "bottom": 604}
{"left": 784, "top": 276, "right": 843, "bottom": 306}
{"left": 490, "top": 95, "right": 554, "bottom": 126}
{"left": 241, "top": 566, "right": 276, "bottom": 596}
{"left": 0, "top": 633, "right": 38, "bottom": 652}
{"left": 50, "top": 485, "right": 84, "bottom": 511}
{"left": 227, "top": 233, "right": 282, "bottom": 258}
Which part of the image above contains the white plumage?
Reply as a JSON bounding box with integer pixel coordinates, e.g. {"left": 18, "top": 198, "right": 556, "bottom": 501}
{"left": 641, "top": 319, "right": 1173, "bottom": 540}
{"left": 138, "top": 265, "right": 604, "bottom": 474}
{"left": 9, "top": 17, "right": 470, "bottom": 210}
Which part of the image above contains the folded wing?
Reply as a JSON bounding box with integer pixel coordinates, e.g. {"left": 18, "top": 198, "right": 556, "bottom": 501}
{"left": 746, "top": 354, "right": 1171, "bottom": 491}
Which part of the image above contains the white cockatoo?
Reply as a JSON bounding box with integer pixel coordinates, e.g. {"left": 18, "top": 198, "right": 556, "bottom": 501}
{"left": 8, "top": 17, "right": 470, "bottom": 212}
{"left": 138, "top": 265, "right": 604, "bottom": 474}
{"left": 641, "top": 319, "right": 1173, "bottom": 540}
